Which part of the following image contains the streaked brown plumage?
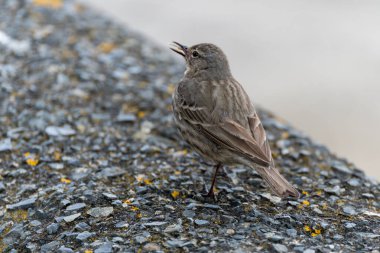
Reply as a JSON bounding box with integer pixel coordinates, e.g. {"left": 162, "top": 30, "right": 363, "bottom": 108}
{"left": 170, "top": 42, "right": 300, "bottom": 199}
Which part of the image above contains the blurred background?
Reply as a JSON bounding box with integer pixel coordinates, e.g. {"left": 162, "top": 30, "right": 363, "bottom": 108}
{"left": 82, "top": 0, "right": 380, "bottom": 180}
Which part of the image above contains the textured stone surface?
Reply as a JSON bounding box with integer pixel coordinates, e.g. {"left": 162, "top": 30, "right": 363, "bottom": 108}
{"left": 0, "top": 0, "right": 379, "bottom": 252}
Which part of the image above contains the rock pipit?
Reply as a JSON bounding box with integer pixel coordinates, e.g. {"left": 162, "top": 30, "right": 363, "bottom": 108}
{"left": 170, "top": 42, "right": 299, "bottom": 199}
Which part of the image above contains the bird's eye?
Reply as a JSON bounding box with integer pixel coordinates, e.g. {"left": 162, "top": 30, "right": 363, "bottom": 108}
{"left": 192, "top": 51, "right": 199, "bottom": 58}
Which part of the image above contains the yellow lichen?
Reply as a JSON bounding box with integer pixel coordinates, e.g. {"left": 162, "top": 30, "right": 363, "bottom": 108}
{"left": 24, "top": 152, "right": 39, "bottom": 166}
{"left": 0, "top": 241, "right": 6, "bottom": 253}
{"left": 121, "top": 103, "right": 139, "bottom": 114}
{"left": 97, "top": 42, "right": 116, "bottom": 53}
{"left": 336, "top": 199, "right": 345, "bottom": 206}
{"left": 302, "top": 200, "right": 310, "bottom": 206}
{"left": 281, "top": 132, "right": 289, "bottom": 139}
{"left": 137, "top": 111, "right": 146, "bottom": 119}
{"left": 77, "top": 124, "right": 86, "bottom": 133}
{"left": 53, "top": 150, "right": 62, "bottom": 161}
{"left": 123, "top": 199, "right": 132, "bottom": 205}
{"left": 33, "top": 0, "right": 62, "bottom": 8}
{"left": 9, "top": 210, "right": 28, "bottom": 222}
{"left": 84, "top": 250, "right": 93, "bottom": 253}
{"left": 26, "top": 158, "right": 39, "bottom": 166}
{"left": 302, "top": 190, "right": 309, "bottom": 196}
{"left": 130, "top": 206, "right": 139, "bottom": 211}
{"left": 271, "top": 152, "right": 279, "bottom": 159}
{"left": 311, "top": 227, "right": 322, "bottom": 237}
{"left": 136, "top": 174, "right": 144, "bottom": 183}
{"left": 321, "top": 202, "right": 328, "bottom": 210}
{"left": 143, "top": 179, "right": 152, "bottom": 185}
{"left": 304, "top": 224, "right": 322, "bottom": 237}
{"left": 171, "top": 190, "right": 180, "bottom": 199}
{"left": 135, "top": 174, "right": 152, "bottom": 185}
{"left": 167, "top": 83, "right": 175, "bottom": 94}
{"left": 60, "top": 178, "right": 71, "bottom": 184}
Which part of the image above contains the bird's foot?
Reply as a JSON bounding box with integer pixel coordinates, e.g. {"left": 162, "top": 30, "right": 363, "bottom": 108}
{"left": 201, "top": 186, "right": 217, "bottom": 201}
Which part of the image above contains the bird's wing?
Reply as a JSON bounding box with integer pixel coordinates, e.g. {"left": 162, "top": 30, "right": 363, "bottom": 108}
{"left": 247, "top": 111, "right": 273, "bottom": 166}
{"left": 212, "top": 118, "right": 272, "bottom": 167}
{"left": 174, "top": 80, "right": 272, "bottom": 167}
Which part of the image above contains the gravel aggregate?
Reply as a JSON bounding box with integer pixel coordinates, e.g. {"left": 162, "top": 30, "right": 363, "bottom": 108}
{"left": 0, "top": 0, "right": 379, "bottom": 252}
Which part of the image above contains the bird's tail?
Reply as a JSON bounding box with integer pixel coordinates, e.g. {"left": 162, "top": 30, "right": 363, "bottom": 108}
{"left": 255, "top": 166, "right": 300, "bottom": 198}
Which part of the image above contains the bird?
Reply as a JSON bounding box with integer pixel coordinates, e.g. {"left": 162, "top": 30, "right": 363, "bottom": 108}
{"left": 170, "top": 42, "right": 300, "bottom": 199}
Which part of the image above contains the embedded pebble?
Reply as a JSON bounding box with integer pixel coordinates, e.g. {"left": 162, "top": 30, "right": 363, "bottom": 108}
{"left": 297, "top": 167, "right": 310, "bottom": 173}
{"left": 102, "top": 193, "right": 118, "bottom": 200}
{"left": 76, "top": 231, "right": 95, "bottom": 241}
{"left": 143, "top": 243, "right": 161, "bottom": 251}
{"left": 58, "top": 246, "right": 74, "bottom": 253}
{"left": 324, "top": 185, "right": 342, "bottom": 195}
{"left": 135, "top": 235, "right": 147, "bottom": 244}
{"left": 6, "top": 197, "right": 37, "bottom": 210}
{"left": 46, "top": 223, "right": 60, "bottom": 234}
{"left": 87, "top": 207, "right": 114, "bottom": 218}
{"left": 343, "top": 205, "right": 358, "bottom": 216}
{"left": 0, "top": 182, "right": 5, "bottom": 192}
{"left": 40, "top": 241, "right": 60, "bottom": 253}
{"left": 49, "top": 163, "right": 64, "bottom": 170}
{"left": 75, "top": 222, "right": 91, "bottom": 231}
{"left": 143, "top": 221, "right": 167, "bottom": 226}
{"left": 286, "top": 228, "right": 297, "bottom": 237}
{"left": 116, "top": 113, "right": 137, "bottom": 123}
{"left": 272, "top": 243, "right": 288, "bottom": 253}
{"left": 94, "top": 242, "right": 113, "bottom": 253}
{"left": 45, "top": 126, "right": 76, "bottom": 136}
{"left": 347, "top": 178, "right": 361, "bottom": 187}
{"left": 164, "top": 223, "right": 183, "bottom": 233}
{"left": 362, "top": 193, "right": 375, "bottom": 199}
{"left": 345, "top": 222, "right": 357, "bottom": 229}
{"left": 63, "top": 213, "right": 81, "bottom": 223}
{"left": 194, "top": 219, "right": 209, "bottom": 226}
{"left": 115, "top": 221, "right": 129, "bottom": 228}
{"left": 98, "top": 167, "right": 126, "bottom": 178}
{"left": 203, "top": 203, "right": 221, "bottom": 209}
{"left": 330, "top": 161, "right": 352, "bottom": 175}
{"left": 260, "top": 193, "right": 282, "bottom": 204}
{"left": 0, "top": 138, "right": 13, "bottom": 152}
{"left": 30, "top": 220, "right": 42, "bottom": 227}
{"left": 226, "top": 229, "right": 235, "bottom": 235}
{"left": 313, "top": 207, "right": 323, "bottom": 215}
{"left": 66, "top": 203, "right": 86, "bottom": 211}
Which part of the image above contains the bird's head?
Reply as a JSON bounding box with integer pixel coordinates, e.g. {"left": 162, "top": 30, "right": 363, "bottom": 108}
{"left": 170, "top": 42, "right": 231, "bottom": 77}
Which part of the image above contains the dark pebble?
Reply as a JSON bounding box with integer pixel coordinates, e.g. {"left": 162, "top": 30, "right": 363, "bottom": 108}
{"left": 46, "top": 223, "right": 60, "bottom": 234}
{"left": 6, "top": 197, "right": 37, "bottom": 210}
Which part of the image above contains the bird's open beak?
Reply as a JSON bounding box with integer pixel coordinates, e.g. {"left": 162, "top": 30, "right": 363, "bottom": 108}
{"left": 170, "top": 41, "right": 188, "bottom": 57}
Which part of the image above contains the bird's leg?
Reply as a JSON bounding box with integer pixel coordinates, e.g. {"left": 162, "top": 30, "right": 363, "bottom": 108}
{"left": 203, "top": 163, "right": 222, "bottom": 198}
